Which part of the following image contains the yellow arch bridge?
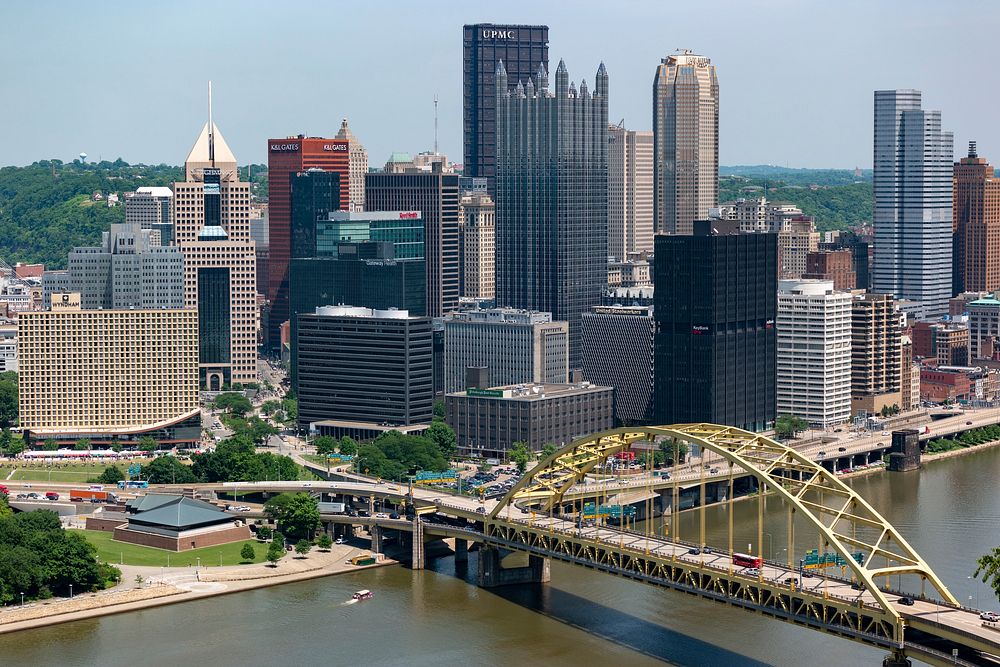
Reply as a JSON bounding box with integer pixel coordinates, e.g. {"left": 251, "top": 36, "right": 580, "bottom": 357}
{"left": 457, "top": 424, "right": 997, "bottom": 667}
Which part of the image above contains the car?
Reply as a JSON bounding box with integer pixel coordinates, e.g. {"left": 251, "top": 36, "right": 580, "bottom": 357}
{"left": 357, "top": 510, "right": 371, "bottom": 517}
{"left": 881, "top": 431, "right": 890, "bottom": 436}
{"left": 817, "top": 451, "right": 826, "bottom": 457}
{"left": 834, "top": 428, "right": 843, "bottom": 433}
{"left": 702, "top": 547, "right": 713, "bottom": 554}
{"left": 743, "top": 568, "right": 761, "bottom": 577}
{"left": 45, "top": 492, "right": 59, "bottom": 501}
{"left": 967, "top": 421, "right": 974, "bottom": 425}
{"left": 688, "top": 547, "right": 700, "bottom": 555}
{"left": 15, "top": 493, "right": 26, "bottom": 500}
{"left": 389, "top": 512, "right": 400, "bottom": 520}
{"left": 375, "top": 512, "right": 389, "bottom": 519}
{"left": 784, "top": 577, "right": 796, "bottom": 585}
{"left": 26, "top": 493, "right": 40, "bottom": 500}
{"left": 334, "top": 537, "right": 345, "bottom": 545}
{"left": 837, "top": 446, "right": 847, "bottom": 452}
{"left": 980, "top": 611, "right": 1000, "bottom": 622}
{"left": 709, "top": 468, "right": 719, "bottom": 474}
{"left": 475, "top": 507, "right": 486, "bottom": 514}
{"left": 851, "top": 582, "right": 865, "bottom": 591}
{"left": 236, "top": 506, "right": 251, "bottom": 512}
{"left": 898, "top": 597, "right": 915, "bottom": 606}
{"left": 802, "top": 571, "right": 815, "bottom": 579}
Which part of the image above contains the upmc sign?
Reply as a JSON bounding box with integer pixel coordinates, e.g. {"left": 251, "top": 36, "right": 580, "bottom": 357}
{"left": 482, "top": 29, "right": 515, "bottom": 39}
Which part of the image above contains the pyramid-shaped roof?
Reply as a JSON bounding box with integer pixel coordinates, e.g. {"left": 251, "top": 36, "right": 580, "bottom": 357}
{"left": 185, "top": 122, "right": 237, "bottom": 166}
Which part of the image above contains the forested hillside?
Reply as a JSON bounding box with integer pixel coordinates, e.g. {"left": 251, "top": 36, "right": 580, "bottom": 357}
{"left": 0, "top": 160, "right": 265, "bottom": 268}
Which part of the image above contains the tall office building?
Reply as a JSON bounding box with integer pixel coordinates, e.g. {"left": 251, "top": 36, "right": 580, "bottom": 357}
{"left": 581, "top": 305, "right": 655, "bottom": 425}
{"left": 174, "top": 115, "right": 258, "bottom": 389}
{"left": 463, "top": 23, "right": 548, "bottom": 189}
{"left": 653, "top": 50, "right": 719, "bottom": 235}
{"left": 443, "top": 308, "right": 568, "bottom": 393}
{"left": 872, "top": 90, "right": 953, "bottom": 318}
{"left": 777, "top": 216, "right": 820, "bottom": 278}
{"left": 654, "top": 220, "right": 777, "bottom": 431}
{"left": 968, "top": 294, "right": 1000, "bottom": 360}
{"left": 459, "top": 191, "right": 495, "bottom": 299}
{"left": 495, "top": 59, "right": 608, "bottom": 369}
{"left": 851, "top": 293, "right": 902, "bottom": 415}
{"left": 803, "top": 250, "right": 856, "bottom": 290}
{"left": 776, "top": 280, "right": 852, "bottom": 428}
{"left": 125, "top": 187, "right": 173, "bottom": 245}
{"left": 266, "top": 136, "right": 350, "bottom": 345}
{"left": 43, "top": 223, "right": 184, "bottom": 310}
{"left": 296, "top": 306, "right": 434, "bottom": 434}
{"left": 335, "top": 118, "right": 368, "bottom": 211}
{"left": 954, "top": 142, "right": 1000, "bottom": 293}
{"left": 18, "top": 293, "right": 200, "bottom": 446}
{"left": 608, "top": 124, "right": 654, "bottom": 260}
{"left": 366, "top": 171, "right": 460, "bottom": 317}
{"left": 290, "top": 170, "right": 341, "bottom": 259}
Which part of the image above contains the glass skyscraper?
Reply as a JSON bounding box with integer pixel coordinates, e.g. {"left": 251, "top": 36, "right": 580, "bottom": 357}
{"left": 495, "top": 59, "right": 609, "bottom": 370}
{"left": 653, "top": 50, "right": 719, "bottom": 235}
{"left": 463, "top": 24, "right": 548, "bottom": 190}
{"left": 872, "top": 89, "right": 953, "bottom": 319}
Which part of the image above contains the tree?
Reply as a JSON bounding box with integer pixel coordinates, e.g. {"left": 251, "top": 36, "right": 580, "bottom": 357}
{"left": 975, "top": 547, "right": 1000, "bottom": 602}
{"left": 256, "top": 525, "right": 273, "bottom": 542}
{"left": 281, "top": 397, "right": 298, "bottom": 422}
{"left": 425, "top": 420, "right": 457, "bottom": 459}
{"left": 42, "top": 439, "right": 59, "bottom": 451}
{"left": 141, "top": 457, "right": 198, "bottom": 485}
{"left": 316, "top": 534, "right": 333, "bottom": 551}
{"left": 263, "top": 493, "right": 320, "bottom": 541}
{"left": 0, "top": 374, "right": 17, "bottom": 430}
{"left": 294, "top": 539, "right": 312, "bottom": 557}
{"left": 433, "top": 399, "right": 446, "bottom": 419}
{"left": 338, "top": 436, "right": 358, "bottom": 457}
{"left": 314, "top": 435, "right": 337, "bottom": 456}
{"left": 96, "top": 466, "right": 125, "bottom": 485}
{"left": 509, "top": 441, "right": 531, "bottom": 474}
{"left": 240, "top": 543, "right": 256, "bottom": 563}
{"left": 541, "top": 443, "right": 558, "bottom": 460}
{"left": 138, "top": 435, "right": 157, "bottom": 452}
{"left": 213, "top": 392, "right": 252, "bottom": 416}
{"left": 266, "top": 540, "right": 284, "bottom": 567}
{"left": 774, "top": 414, "right": 809, "bottom": 439}
{"left": 74, "top": 438, "right": 91, "bottom": 451}
{"left": 660, "top": 439, "right": 689, "bottom": 463}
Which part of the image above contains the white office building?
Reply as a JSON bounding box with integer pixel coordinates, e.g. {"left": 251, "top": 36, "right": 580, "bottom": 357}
{"left": 777, "top": 279, "right": 852, "bottom": 427}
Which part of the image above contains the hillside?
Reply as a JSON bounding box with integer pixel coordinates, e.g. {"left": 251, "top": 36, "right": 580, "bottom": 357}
{"left": 0, "top": 160, "right": 266, "bottom": 268}
{"left": 720, "top": 167, "right": 872, "bottom": 231}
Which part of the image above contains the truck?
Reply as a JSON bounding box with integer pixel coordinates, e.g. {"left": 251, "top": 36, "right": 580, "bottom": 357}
{"left": 69, "top": 489, "right": 117, "bottom": 503}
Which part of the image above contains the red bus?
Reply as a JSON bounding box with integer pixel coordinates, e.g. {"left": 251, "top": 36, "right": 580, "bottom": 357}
{"left": 732, "top": 553, "right": 762, "bottom": 568}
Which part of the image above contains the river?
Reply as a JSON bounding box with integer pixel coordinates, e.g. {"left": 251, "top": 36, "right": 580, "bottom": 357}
{"left": 3, "top": 447, "right": 999, "bottom": 667}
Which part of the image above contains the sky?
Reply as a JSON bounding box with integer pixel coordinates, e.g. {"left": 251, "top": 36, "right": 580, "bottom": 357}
{"left": 1, "top": 0, "right": 998, "bottom": 169}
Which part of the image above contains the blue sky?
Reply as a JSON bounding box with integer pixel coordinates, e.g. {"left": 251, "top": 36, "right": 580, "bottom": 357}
{"left": 1, "top": 0, "right": 997, "bottom": 168}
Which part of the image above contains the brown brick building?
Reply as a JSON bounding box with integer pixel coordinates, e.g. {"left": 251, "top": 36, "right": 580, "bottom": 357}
{"left": 803, "top": 249, "right": 856, "bottom": 290}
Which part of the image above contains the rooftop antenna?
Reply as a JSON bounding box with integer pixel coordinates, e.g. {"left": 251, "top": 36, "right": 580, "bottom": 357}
{"left": 208, "top": 80, "right": 215, "bottom": 166}
{"left": 433, "top": 93, "right": 439, "bottom": 155}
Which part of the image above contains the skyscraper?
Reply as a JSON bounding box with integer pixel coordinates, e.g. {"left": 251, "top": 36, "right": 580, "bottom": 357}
{"left": 463, "top": 24, "right": 548, "bottom": 190}
{"left": 124, "top": 187, "right": 173, "bottom": 245}
{"left": 954, "top": 142, "right": 1000, "bottom": 293}
{"left": 851, "top": 293, "right": 902, "bottom": 415}
{"left": 581, "top": 305, "right": 655, "bottom": 426}
{"left": 459, "top": 191, "right": 495, "bottom": 299}
{"left": 776, "top": 280, "right": 852, "bottom": 428}
{"left": 654, "top": 220, "right": 777, "bottom": 431}
{"left": 366, "top": 171, "right": 460, "bottom": 317}
{"left": 335, "top": 118, "right": 368, "bottom": 212}
{"left": 495, "top": 59, "right": 609, "bottom": 369}
{"left": 173, "top": 104, "right": 258, "bottom": 390}
{"left": 653, "top": 50, "right": 719, "bottom": 235}
{"left": 608, "top": 124, "right": 654, "bottom": 261}
{"left": 43, "top": 223, "right": 184, "bottom": 310}
{"left": 872, "top": 90, "right": 953, "bottom": 318}
{"left": 266, "top": 136, "right": 350, "bottom": 346}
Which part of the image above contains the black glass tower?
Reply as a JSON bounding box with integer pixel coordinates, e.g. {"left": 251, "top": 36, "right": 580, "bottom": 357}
{"left": 653, "top": 220, "right": 777, "bottom": 432}
{"left": 463, "top": 24, "right": 548, "bottom": 190}
{"left": 495, "top": 59, "right": 608, "bottom": 370}
{"left": 291, "top": 171, "right": 340, "bottom": 259}
{"left": 198, "top": 267, "right": 231, "bottom": 388}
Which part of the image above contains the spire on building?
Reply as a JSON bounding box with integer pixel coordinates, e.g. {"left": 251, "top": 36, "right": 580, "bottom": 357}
{"left": 595, "top": 62, "right": 608, "bottom": 97}
{"left": 536, "top": 63, "right": 549, "bottom": 92}
{"left": 555, "top": 59, "right": 568, "bottom": 97}
{"left": 578, "top": 79, "right": 589, "bottom": 99}
{"left": 495, "top": 60, "right": 508, "bottom": 96}
{"left": 184, "top": 123, "right": 237, "bottom": 171}
{"left": 335, "top": 118, "right": 356, "bottom": 142}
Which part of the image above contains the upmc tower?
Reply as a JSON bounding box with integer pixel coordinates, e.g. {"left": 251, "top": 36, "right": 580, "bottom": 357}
{"left": 267, "top": 137, "right": 350, "bottom": 346}
{"left": 463, "top": 23, "right": 548, "bottom": 189}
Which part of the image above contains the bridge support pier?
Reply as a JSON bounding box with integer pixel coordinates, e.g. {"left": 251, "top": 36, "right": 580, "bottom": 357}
{"left": 370, "top": 525, "right": 383, "bottom": 555}
{"left": 476, "top": 547, "right": 550, "bottom": 588}
{"left": 881, "top": 649, "right": 911, "bottom": 667}
{"left": 454, "top": 538, "right": 468, "bottom": 562}
{"left": 411, "top": 518, "right": 425, "bottom": 570}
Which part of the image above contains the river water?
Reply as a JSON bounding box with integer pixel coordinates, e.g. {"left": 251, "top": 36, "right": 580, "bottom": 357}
{"left": 4, "top": 448, "right": 999, "bottom": 667}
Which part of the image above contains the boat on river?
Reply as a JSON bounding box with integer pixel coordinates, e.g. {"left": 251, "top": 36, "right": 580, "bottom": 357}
{"left": 352, "top": 589, "right": 373, "bottom": 601}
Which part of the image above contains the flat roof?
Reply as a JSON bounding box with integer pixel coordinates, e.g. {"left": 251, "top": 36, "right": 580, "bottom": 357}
{"left": 448, "top": 382, "right": 612, "bottom": 401}
{"left": 313, "top": 420, "right": 429, "bottom": 433}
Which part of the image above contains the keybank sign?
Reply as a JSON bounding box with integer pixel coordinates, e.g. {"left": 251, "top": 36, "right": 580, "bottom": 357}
{"left": 482, "top": 29, "right": 515, "bottom": 39}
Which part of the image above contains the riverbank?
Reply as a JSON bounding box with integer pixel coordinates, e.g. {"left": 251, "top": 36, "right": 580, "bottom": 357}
{"left": 0, "top": 541, "right": 396, "bottom": 635}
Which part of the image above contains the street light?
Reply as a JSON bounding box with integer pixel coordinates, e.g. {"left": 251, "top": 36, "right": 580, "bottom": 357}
{"left": 20, "top": 592, "right": 24, "bottom": 606}
{"left": 69, "top": 584, "right": 72, "bottom": 599}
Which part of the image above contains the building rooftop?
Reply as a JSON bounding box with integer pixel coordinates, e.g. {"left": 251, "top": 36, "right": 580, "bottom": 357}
{"left": 134, "top": 187, "right": 174, "bottom": 198}
{"left": 125, "top": 494, "right": 230, "bottom": 529}
{"left": 312, "top": 305, "right": 415, "bottom": 320}
{"left": 185, "top": 122, "right": 237, "bottom": 167}
{"left": 449, "top": 382, "right": 612, "bottom": 401}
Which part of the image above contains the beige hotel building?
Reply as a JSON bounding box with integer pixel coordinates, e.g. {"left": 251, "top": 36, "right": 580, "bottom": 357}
{"left": 18, "top": 293, "right": 200, "bottom": 445}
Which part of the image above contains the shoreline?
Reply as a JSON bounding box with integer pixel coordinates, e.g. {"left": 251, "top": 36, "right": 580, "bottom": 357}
{"left": 0, "top": 543, "right": 400, "bottom": 636}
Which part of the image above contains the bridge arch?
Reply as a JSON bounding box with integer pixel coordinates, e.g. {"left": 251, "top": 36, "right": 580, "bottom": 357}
{"left": 490, "top": 424, "right": 958, "bottom": 618}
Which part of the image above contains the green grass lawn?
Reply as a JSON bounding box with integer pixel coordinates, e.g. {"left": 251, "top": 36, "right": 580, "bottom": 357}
{"left": 79, "top": 529, "right": 268, "bottom": 567}
{"left": 12, "top": 469, "right": 100, "bottom": 482}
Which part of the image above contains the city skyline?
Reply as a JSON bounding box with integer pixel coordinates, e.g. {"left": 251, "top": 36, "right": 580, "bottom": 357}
{"left": 2, "top": 1, "right": 997, "bottom": 169}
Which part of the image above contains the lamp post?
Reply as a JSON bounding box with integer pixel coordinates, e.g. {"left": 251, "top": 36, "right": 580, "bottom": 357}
{"left": 20, "top": 592, "right": 24, "bottom": 606}
{"left": 69, "top": 584, "right": 72, "bottom": 599}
